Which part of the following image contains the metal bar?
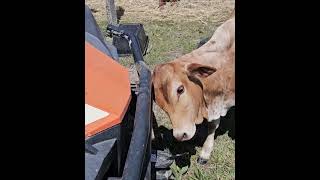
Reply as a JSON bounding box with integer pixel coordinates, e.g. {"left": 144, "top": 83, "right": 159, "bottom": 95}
{"left": 106, "top": 0, "right": 118, "bottom": 25}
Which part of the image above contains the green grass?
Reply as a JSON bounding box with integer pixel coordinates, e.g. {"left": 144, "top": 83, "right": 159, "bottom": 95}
{"left": 187, "top": 134, "right": 235, "bottom": 180}
{"left": 98, "top": 19, "right": 218, "bottom": 69}
{"left": 96, "top": 15, "right": 234, "bottom": 180}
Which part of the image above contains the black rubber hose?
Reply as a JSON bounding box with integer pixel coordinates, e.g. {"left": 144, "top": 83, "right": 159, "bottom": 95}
{"left": 106, "top": 24, "right": 152, "bottom": 180}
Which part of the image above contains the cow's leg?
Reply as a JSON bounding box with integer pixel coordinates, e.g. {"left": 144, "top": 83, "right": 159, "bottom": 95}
{"left": 197, "top": 118, "right": 220, "bottom": 165}
{"left": 159, "top": 0, "right": 165, "bottom": 9}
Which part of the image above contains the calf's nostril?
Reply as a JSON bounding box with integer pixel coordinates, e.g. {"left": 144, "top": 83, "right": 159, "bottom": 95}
{"left": 182, "top": 133, "right": 187, "bottom": 139}
{"left": 173, "top": 132, "right": 188, "bottom": 141}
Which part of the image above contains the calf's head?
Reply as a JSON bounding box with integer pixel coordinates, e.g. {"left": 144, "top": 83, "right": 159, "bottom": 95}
{"left": 152, "top": 62, "right": 216, "bottom": 141}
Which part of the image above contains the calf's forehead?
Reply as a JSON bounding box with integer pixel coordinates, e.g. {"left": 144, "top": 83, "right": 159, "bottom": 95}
{"left": 154, "top": 64, "right": 190, "bottom": 90}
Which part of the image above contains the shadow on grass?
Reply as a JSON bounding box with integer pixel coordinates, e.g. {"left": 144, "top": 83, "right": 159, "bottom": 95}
{"left": 152, "top": 107, "right": 235, "bottom": 168}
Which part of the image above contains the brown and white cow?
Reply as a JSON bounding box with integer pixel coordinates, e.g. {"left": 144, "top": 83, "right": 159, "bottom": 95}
{"left": 152, "top": 15, "right": 235, "bottom": 164}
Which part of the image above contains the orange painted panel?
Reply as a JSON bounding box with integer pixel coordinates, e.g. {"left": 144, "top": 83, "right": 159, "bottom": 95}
{"left": 85, "top": 42, "right": 131, "bottom": 138}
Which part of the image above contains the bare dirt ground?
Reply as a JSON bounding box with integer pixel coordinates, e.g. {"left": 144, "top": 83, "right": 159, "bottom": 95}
{"left": 86, "top": 0, "right": 234, "bottom": 24}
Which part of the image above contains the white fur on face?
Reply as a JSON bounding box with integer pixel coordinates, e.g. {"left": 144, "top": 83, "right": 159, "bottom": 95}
{"left": 169, "top": 79, "right": 198, "bottom": 141}
{"left": 172, "top": 123, "right": 196, "bottom": 141}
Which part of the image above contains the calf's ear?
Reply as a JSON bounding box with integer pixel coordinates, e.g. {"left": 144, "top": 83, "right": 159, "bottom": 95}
{"left": 186, "top": 63, "right": 216, "bottom": 79}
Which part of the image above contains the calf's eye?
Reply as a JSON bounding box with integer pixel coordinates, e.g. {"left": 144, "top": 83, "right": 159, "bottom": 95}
{"left": 177, "top": 85, "right": 184, "bottom": 95}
